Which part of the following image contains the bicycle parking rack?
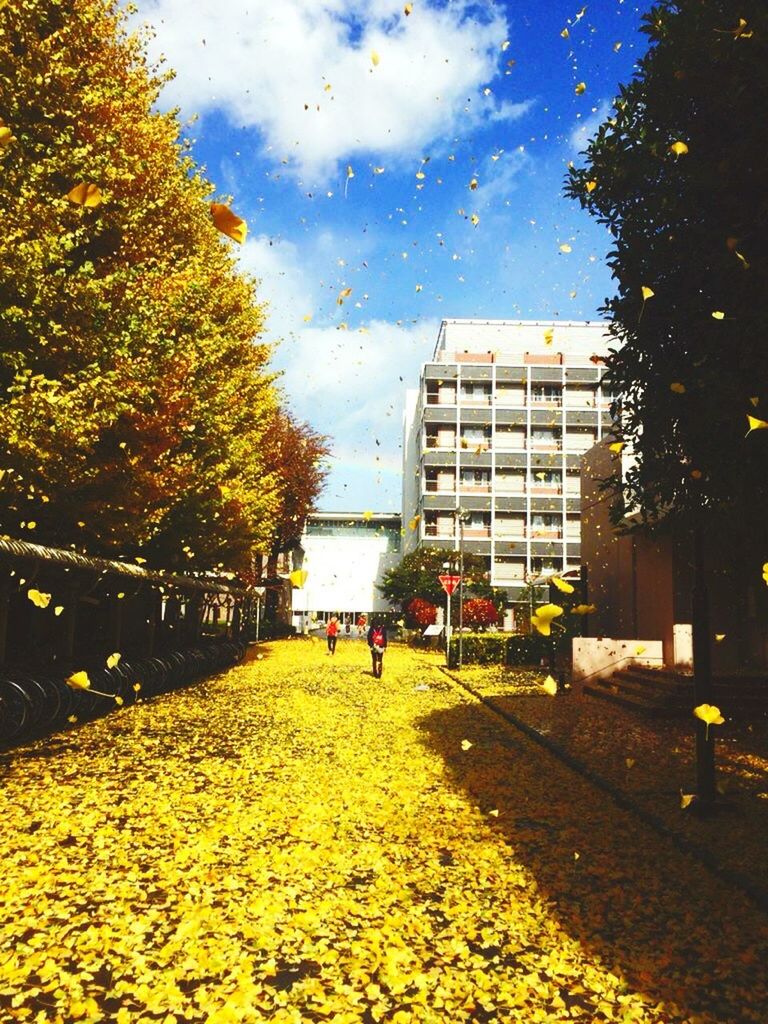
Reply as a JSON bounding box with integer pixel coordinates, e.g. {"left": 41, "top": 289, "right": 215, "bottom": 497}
{"left": 0, "top": 537, "right": 257, "bottom": 749}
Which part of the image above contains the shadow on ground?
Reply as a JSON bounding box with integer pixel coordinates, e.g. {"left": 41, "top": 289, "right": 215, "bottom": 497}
{"left": 417, "top": 695, "right": 768, "bottom": 1024}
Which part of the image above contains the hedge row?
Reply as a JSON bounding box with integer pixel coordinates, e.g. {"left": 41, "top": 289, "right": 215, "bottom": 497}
{"left": 447, "top": 632, "right": 556, "bottom": 668}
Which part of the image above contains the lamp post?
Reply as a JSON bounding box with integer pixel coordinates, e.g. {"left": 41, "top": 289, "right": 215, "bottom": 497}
{"left": 253, "top": 586, "right": 266, "bottom": 645}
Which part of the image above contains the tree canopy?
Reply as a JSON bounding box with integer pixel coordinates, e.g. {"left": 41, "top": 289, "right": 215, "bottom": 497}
{"left": 379, "top": 547, "right": 499, "bottom": 609}
{"left": 0, "top": 0, "right": 327, "bottom": 573}
{"left": 565, "top": 1, "right": 768, "bottom": 529}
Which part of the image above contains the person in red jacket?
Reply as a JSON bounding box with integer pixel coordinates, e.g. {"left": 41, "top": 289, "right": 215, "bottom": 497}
{"left": 326, "top": 615, "right": 339, "bottom": 655}
{"left": 367, "top": 621, "right": 387, "bottom": 678}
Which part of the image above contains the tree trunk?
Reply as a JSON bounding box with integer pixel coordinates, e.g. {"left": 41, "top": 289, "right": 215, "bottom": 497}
{"left": 692, "top": 520, "right": 716, "bottom": 807}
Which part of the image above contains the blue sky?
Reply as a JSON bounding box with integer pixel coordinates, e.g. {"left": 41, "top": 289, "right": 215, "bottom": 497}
{"left": 133, "top": 0, "right": 648, "bottom": 512}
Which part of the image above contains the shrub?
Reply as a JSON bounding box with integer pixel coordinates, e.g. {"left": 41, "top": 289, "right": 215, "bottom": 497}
{"left": 447, "top": 633, "right": 507, "bottom": 667}
{"left": 406, "top": 597, "right": 437, "bottom": 628}
{"left": 462, "top": 598, "right": 499, "bottom": 629}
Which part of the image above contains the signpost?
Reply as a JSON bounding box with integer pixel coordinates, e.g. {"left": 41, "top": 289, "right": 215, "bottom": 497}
{"left": 438, "top": 574, "right": 461, "bottom": 667}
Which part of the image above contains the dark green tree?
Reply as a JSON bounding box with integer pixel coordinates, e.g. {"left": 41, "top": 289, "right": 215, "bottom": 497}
{"left": 565, "top": 1, "right": 768, "bottom": 806}
{"left": 378, "top": 547, "right": 500, "bottom": 611}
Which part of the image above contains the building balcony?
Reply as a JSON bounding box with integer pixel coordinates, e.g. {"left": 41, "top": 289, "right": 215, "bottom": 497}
{"left": 529, "top": 485, "right": 562, "bottom": 496}
{"left": 425, "top": 393, "right": 457, "bottom": 406}
{"left": 459, "top": 395, "right": 492, "bottom": 407}
{"left": 425, "top": 437, "right": 456, "bottom": 449}
{"left": 424, "top": 480, "right": 455, "bottom": 493}
{"left": 459, "top": 484, "right": 491, "bottom": 494}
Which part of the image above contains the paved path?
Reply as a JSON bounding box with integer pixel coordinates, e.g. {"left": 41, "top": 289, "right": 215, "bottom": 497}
{"left": 1, "top": 641, "right": 767, "bottom": 1023}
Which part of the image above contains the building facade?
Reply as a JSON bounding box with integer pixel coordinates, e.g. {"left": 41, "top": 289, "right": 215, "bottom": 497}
{"left": 291, "top": 512, "right": 402, "bottom": 633}
{"left": 402, "top": 319, "right": 615, "bottom": 605}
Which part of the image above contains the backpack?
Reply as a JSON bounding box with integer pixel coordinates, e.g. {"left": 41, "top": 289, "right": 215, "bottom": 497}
{"left": 372, "top": 627, "right": 385, "bottom": 649}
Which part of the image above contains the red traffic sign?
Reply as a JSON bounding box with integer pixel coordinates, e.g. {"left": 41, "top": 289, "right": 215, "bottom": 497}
{"left": 438, "top": 574, "right": 461, "bottom": 596}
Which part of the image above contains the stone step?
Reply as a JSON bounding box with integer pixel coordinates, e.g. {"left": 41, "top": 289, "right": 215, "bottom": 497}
{"left": 582, "top": 682, "right": 676, "bottom": 716}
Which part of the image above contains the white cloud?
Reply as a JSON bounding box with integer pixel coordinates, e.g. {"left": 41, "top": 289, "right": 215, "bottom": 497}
{"left": 472, "top": 146, "right": 533, "bottom": 210}
{"left": 234, "top": 230, "right": 436, "bottom": 506}
{"left": 570, "top": 100, "right": 612, "bottom": 154}
{"left": 136, "top": 0, "right": 525, "bottom": 180}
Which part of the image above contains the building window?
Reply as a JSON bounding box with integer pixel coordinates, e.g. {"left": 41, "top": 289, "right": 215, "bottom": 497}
{"left": 530, "top": 556, "right": 561, "bottom": 574}
{"left": 530, "top": 426, "right": 561, "bottom": 448}
{"left": 531, "top": 469, "right": 562, "bottom": 490}
{"left": 531, "top": 384, "right": 562, "bottom": 404}
{"left": 460, "top": 469, "right": 490, "bottom": 489}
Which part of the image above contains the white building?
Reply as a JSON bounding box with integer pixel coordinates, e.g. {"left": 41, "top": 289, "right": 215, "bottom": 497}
{"left": 291, "top": 512, "right": 402, "bottom": 633}
{"left": 402, "top": 318, "right": 616, "bottom": 605}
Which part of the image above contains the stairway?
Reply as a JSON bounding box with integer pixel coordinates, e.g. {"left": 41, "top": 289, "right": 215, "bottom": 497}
{"left": 583, "top": 666, "right": 768, "bottom": 717}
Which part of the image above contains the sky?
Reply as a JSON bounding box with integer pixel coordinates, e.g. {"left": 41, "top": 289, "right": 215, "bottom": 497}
{"left": 132, "top": 0, "right": 649, "bottom": 513}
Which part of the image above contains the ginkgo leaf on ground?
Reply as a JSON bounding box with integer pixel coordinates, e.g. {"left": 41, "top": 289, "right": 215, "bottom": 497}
{"left": 67, "top": 182, "right": 103, "bottom": 207}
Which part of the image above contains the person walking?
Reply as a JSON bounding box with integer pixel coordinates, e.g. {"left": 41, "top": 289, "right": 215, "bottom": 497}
{"left": 326, "top": 615, "right": 339, "bottom": 655}
{"left": 367, "top": 620, "right": 387, "bottom": 678}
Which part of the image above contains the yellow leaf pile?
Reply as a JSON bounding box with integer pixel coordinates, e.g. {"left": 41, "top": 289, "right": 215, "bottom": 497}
{"left": 1, "top": 642, "right": 767, "bottom": 1023}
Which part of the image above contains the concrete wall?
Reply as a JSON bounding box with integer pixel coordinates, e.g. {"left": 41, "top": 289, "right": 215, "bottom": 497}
{"left": 292, "top": 534, "right": 400, "bottom": 620}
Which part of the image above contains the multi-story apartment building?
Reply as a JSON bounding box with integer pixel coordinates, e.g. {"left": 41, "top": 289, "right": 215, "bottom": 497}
{"left": 402, "top": 318, "right": 615, "bottom": 605}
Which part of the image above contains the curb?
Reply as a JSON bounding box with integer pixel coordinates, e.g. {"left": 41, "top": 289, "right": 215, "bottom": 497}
{"left": 438, "top": 665, "right": 768, "bottom": 917}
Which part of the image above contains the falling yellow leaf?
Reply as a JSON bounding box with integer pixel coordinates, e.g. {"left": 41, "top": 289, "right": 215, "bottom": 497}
{"left": 415, "top": 284, "right": 423, "bottom": 292}
{"left": 608, "top": 441, "right": 624, "bottom": 453}
{"left": 114, "top": 695, "right": 124, "bottom": 706}
{"left": 574, "top": 82, "right": 586, "bottom": 95}
{"left": 210, "top": 203, "right": 247, "bottom": 243}
{"left": 303, "top": 313, "right": 313, "bottom": 322}
{"left": 489, "top": 808, "right": 499, "bottom": 817}
{"left": 543, "top": 327, "right": 554, "bottom": 346}
{"left": 559, "top": 243, "right": 572, "bottom": 253}
{"left": 762, "top": 562, "right": 768, "bottom": 585}
{"left": 635, "top": 645, "right": 646, "bottom": 655}
{"left": 470, "top": 213, "right": 480, "bottom": 226}
{"left": 404, "top": 2, "right": 413, "bottom": 14}
{"left": 362, "top": 510, "right": 374, "bottom": 521}
{"left": 346, "top": 165, "right": 355, "bottom": 178}
{"left": 571, "top": 603, "right": 597, "bottom": 615}
{"left": 106, "top": 652, "right": 121, "bottom": 669}
{"left": 670, "top": 382, "right": 686, "bottom": 394}
{"left": 469, "top": 178, "right": 478, "bottom": 190}
{"left": 530, "top": 603, "right": 563, "bottom": 636}
{"left": 626, "top": 758, "right": 635, "bottom": 769}
{"left": 324, "top": 83, "right": 332, "bottom": 92}
{"left": 373, "top": 166, "right": 385, "bottom": 174}
{"left": 746, "top": 415, "right": 768, "bottom": 434}
{"left": 669, "top": 141, "right": 689, "bottom": 156}
{"left": 461, "top": 739, "right": 473, "bottom": 751}
{"left": 540, "top": 675, "right": 558, "bottom": 696}
{"left": 693, "top": 703, "right": 725, "bottom": 737}
{"left": 337, "top": 287, "right": 353, "bottom": 305}
{"left": 711, "top": 311, "right": 725, "bottom": 320}
{"left": 641, "top": 285, "right": 655, "bottom": 300}
{"left": 27, "top": 589, "right": 51, "bottom": 609}
{"left": 680, "top": 792, "right": 696, "bottom": 809}
{"left": 67, "top": 714, "right": 78, "bottom": 724}
{"left": 551, "top": 576, "right": 575, "bottom": 594}
{"left": 289, "top": 569, "right": 308, "bottom": 589}
{"left": 416, "top": 170, "right": 426, "bottom": 180}
{"left": 585, "top": 180, "right": 597, "bottom": 192}
{"left": 749, "top": 397, "right": 759, "bottom": 407}
{"left": 715, "top": 634, "right": 726, "bottom": 642}
{"left": 613, "top": 41, "right": 622, "bottom": 52}
{"left": 54, "top": 605, "right": 64, "bottom": 616}
{"left": 371, "top": 50, "right": 380, "bottom": 66}
{"left": 66, "top": 182, "right": 103, "bottom": 207}
{"left": 66, "top": 671, "right": 91, "bottom": 691}
{"left": 560, "top": 27, "right": 569, "bottom": 39}
{"left": 133, "top": 683, "right": 141, "bottom": 693}
{"left": 408, "top": 515, "right": 420, "bottom": 531}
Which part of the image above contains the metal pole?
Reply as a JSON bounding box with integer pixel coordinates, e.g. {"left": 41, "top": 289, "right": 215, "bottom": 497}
{"left": 255, "top": 596, "right": 260, "bottom": 645}
{"left": 458, "top": 511, "right": 465, "bottom": 672}
{"left": 445, "top": 588, "right": 451, "bottom": 667}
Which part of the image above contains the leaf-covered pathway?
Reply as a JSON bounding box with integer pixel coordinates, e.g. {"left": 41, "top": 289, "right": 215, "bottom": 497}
{"left": 2, "top": 640, "right": 768, "bottom": 1023}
